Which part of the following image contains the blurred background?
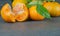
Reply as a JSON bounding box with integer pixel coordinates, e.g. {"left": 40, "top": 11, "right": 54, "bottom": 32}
{"left": 0, "top": 0, "right": 60, "bottom": 9}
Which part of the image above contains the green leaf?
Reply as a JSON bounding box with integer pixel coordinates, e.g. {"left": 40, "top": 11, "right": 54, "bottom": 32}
{"left": 36, "top": 4, "right": 51, "bottom": 19}
{"left": 27, "top": 0, "right": 51, "bottom": 19}
{"left": 27, "top": 0, "right": 32, "bottom": 3}
{"left": 47, "top": 0, "right": 52, "bottom": 2}
{"left": 27, "top": 1, "right": 43, "bottom": 8}
{"left": 27, "top": 1, "right": 38, "bottom": 8}
{"left": 46, "top": 0, "right": 55, "bottom": 2}
{"left": 11, "top": 0, "right": 13, "bottom": 2}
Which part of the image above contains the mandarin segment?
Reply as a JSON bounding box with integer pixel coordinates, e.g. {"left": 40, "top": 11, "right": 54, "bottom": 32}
{"left": 13, "top": 3, "right": 28, "bottom": 22}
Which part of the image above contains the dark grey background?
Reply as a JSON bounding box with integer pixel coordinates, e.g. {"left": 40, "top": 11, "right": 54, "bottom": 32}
{"left": 0, "top": 0, "right": 60, "bottom": 36}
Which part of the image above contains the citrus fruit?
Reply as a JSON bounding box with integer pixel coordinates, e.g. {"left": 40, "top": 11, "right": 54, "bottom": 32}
{"left": 13, "top": 3, "right": 28, "bottom": 22}
{"left": 12, "top": 0, "right": 27, "bottom": 7}
{"left": 1, "top": 3, "right": 16, "bottom": 22}
{"left": 29, "top": 6, "right": 45, "bottom": 20}
{"left": 43, "top": 2, "right": 60, "bottom": 16}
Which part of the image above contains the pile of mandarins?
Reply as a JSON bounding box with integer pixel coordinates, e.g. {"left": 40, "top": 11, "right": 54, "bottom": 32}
{"left": 1, "top": 3, "right": 28, "bottom": 22}
{"left": 0, "top": 0, "right": 60, "bottom": 23}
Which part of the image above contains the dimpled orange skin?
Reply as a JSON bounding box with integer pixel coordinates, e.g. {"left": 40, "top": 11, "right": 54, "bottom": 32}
{"left": 13, "top": 3, "right": 29, "bottom": 22}
{"left": 43, "top": 2, "right": 60, "bottom": 16}
{"left": 29, "top": 6, "right": 45, "bottom": 20}
{"left": 1, "top": 3, "right": 16, "bottom": 22}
